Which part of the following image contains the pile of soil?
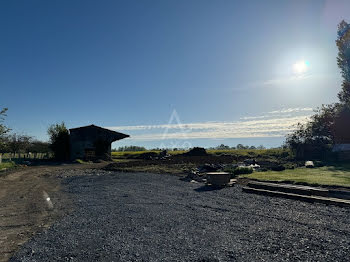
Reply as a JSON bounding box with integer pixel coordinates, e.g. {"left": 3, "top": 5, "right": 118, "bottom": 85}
{"left": 182, "top": 147, "right": 208, "bottom": 156}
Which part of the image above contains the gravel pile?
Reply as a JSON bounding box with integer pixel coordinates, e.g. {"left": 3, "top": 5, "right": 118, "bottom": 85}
{"left": 11, "top": 170, "right": 350, "bottom": 261}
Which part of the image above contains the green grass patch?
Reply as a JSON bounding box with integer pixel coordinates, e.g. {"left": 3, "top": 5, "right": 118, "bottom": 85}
{"left": 208, "top": 148, "right": 290, "bottom": 157}
{"left": 241, "top": 164, "right": 350, "bottom": 187}
{"left": 75, "top": 159, "right": 90, "bottom": 164}
{"left": 0, "top": 161, "right": 16, "bottom": 170}
{"left": 111, "top": 151, "right": 160, "bottom": 159}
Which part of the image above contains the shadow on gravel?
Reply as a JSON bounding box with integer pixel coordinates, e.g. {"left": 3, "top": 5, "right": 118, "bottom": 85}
{"left": 194, "top": 185, "right": 225, "bottom": 192}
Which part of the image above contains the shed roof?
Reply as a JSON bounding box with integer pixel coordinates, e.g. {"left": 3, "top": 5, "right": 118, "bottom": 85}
{"left": 69, "top": 124, "right": 129, "bottom": 142}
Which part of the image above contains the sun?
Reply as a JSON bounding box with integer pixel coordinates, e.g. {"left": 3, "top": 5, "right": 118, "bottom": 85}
{"left": 293, "top": 60, "right": 310, "bottom": 75}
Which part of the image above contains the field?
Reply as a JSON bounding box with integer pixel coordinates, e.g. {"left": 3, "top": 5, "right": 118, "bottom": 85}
{"left": 241, "top": 164, "right": 350, "bottom": 187}
{"left": 107, "top": 148, "right": 298, "bottom": 180}
{"left": 3, "top": 148, "right": 349, "bottom": 188}
{"left": 110, "top": 149, "right": 350, "bottom": 188}
{"left": 111, "top": 148, "right": 291, "bottom": 159}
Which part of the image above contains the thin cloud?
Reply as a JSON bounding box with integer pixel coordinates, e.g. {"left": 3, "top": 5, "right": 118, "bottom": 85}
{"left": 247, "top": 74, "right": 312, "bottom": 89}
{"left": 259, "top": 74, "right": 313, "bottom": 87}
{"left": 239, "top": 107, "right": 313, "bottom": 120}
{"left": 268, "top": 107, "right": 313, "bottom": 114}
{"left": 106, "top": 113, "right": 311, "bottom": 141}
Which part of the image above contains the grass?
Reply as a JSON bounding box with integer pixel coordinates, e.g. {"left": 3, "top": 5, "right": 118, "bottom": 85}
{"left": 208, "top": 148, "right": 290, "bottom": 158}
{"left": 75, "top": 159, "right": 91, "bottom": 164}
{"left": 241, "top": 164, "right": 350, "bottom": 187}
{"left": 1, "top": 153, "right": 49, "bottom": 160}
{"left": 0, "top": 161, "right": 16, "bottom": 170}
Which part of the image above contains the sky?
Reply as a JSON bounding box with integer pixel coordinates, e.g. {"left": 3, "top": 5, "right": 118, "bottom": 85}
{"left": 1, "top": 0, "right": 350, "bottom": 149}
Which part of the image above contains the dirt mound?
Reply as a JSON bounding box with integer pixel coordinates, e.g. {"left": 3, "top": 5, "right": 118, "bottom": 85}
{"left": 183, "top": 147, "right": 208, "bottom": 156}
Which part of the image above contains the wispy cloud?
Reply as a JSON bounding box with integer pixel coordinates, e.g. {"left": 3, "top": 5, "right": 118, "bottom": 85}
{"left": 239, "top": 107, "right": 313, "bottom": 120}
{"left": 106, "top": 107, "right": 313, "bottom": 141}
{"left": 262, "top": 74, "right": 312, "bottom": 86}
{"left": 249, "top": 74, "right": 312, "bottom": 89}
{"left": 268, "top": 107, "right": 313, "bottom": 114}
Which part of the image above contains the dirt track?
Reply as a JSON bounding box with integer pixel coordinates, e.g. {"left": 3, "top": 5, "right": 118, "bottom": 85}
{"left": 0, "top": 163, "right": 107, "bottom": 262}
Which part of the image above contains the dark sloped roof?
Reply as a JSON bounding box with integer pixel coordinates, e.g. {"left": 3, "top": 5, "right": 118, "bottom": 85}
{"left": 69, "top": 124, "right": 129, "bottom": 141}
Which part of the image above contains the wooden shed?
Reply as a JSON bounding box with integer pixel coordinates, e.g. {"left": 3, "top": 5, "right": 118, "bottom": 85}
{"left": 69, "top": 125, "right": 129, "bottom": 160}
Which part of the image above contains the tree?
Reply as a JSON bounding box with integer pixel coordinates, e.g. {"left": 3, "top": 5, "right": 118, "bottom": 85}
{"left": 285, "top": 20, "right": 350, "bottom": 159}
{"left": 0, "top": 108, "right": 10, "bottom": 156}
{"left": 0, "top": 136, "right": 9, "bottom": 163}
{"left": 285, "top": 103, "right": 341, "bottom": 159}
{"left": 7, "top": 133, "right": 32, "bottom": 158}
{"left": 116, "top": 145, "right": 147, "bottom": 152}
{"left": 48, "top": 122, "right": 70, "bottom": 161}
{"left": 216, "top": 144, "right": 230, "bottom": 150}
{"left": 336, "top": 20, "right": 350, "bottom": 104}
{"left": 27, "top": 140, "right": 51, "bottom": 158}
{"left": 0, "top": 108, "right": 10, "bottom": 135}
{"left": 236, "top": 144, "right": 247, "bottom": 150}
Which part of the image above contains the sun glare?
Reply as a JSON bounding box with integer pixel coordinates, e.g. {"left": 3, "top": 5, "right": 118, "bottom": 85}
{"left": 293, "top": 60, "right": 309, "bottom": 75}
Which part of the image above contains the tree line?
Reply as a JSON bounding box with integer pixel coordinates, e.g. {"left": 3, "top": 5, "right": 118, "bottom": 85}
{"left": 113, "top": 144, "right": 267, "bottom": 152}
{"left": 0, "top": 110, "right": 69, "bottom": 161}
{"left": 0, "top": 110, "right": 51, "bottom": 159}
{"left": 209, "top": 144, "right": 266, "bottom": 150}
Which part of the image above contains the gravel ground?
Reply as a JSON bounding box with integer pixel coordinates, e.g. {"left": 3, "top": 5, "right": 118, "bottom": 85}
{"left": 11, "top": 170, "right": 350, "bottom": 261}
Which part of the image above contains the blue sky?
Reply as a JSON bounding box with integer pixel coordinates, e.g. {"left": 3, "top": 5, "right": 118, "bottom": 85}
{"left": 1, "top": 0, "right": 349, "bottom": 149}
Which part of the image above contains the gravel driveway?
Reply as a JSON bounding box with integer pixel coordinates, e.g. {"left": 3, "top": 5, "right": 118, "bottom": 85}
{"left": 11, "top": 170, "right": 350, "bottom": 261}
